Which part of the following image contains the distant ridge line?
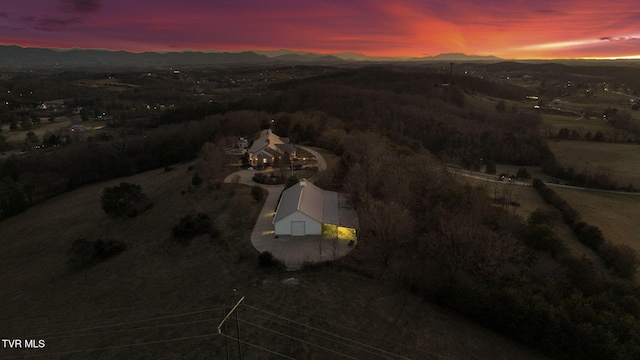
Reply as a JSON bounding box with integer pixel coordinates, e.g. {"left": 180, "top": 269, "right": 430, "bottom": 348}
{"left": 0, "top": 45, "right": 502, "bottom": 69}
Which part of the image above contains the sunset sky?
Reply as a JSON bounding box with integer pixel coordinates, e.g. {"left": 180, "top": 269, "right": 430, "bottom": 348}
{"left": 1, "top": 0, "right": 640, "bottom": 59}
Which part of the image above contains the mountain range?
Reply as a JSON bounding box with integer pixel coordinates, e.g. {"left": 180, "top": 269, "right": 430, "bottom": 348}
{"left": 0, "top": 45, "right": 501, "bottom": 70}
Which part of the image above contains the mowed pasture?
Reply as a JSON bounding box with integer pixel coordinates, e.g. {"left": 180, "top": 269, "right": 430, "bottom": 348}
{"left": 461, "top": 175, "right": 602, "bottom": 262}
{"left": 540, "top": 87, "right": 639, "bottom": 142}
{"left": 0, "top": 159, "right": 546, "bottom": 360}
{"left": 0, "top": 117, "right": 74, "bottom": 144}
{"left": 553, "top": 187, "right": 640, "bottom": 252}
{"left": 76, "top": 78, "right": 139, "bottom": 92}
{"left": 561, "top": 90, "right": 634, "bottom": 109}
{"left": 542, "top": 113, "right": 612, "bottom": 136}
{"left": 0, "top": 116, "right": 106, "bottom": 145}
{"left": 547, "top": 140, "right": 640, "bottom": 188}
{"left": 459, "top": 175, "right": 543, "bottom": 220}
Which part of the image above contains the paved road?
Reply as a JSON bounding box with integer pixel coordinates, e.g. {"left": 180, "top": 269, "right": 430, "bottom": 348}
{"left": 451, "top": 167, "right": 640, "bottom": 196}
{"left": 223, "top": 146, "right": 353, "bottom": 270}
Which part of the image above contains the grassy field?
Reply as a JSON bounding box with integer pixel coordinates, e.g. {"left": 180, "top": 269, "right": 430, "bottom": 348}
{"left": 0, "top": 159, "right": 547, "bottom": 359}
{"left": 0, "top": 115, "right": 106, "bottom": 148}
{"left": 538, "top": 86, "right": 639, "bottom": 141}
{"left": 547, "top": 140, "right": 640, "bottom": 188}
{"left": 541, "top": 113, "right": 612, "bottom": 135}
{"left": 461, "top": 175, "right": 543, "bottom": 220}
{"left": 553, "top": 187, "right": 640, "bottom": 252}
{"left": 460, "top": 175, "right": 599, "bottom": 260}
{"left": 561, "top": 91, "right": 633, "bottom": 108}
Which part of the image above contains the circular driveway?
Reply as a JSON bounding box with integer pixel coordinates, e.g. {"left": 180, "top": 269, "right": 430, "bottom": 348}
{"left": 223, "top": 146, "right": 354, "bottom": 270}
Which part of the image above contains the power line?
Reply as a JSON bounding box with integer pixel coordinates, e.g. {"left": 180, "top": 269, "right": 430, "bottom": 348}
{"left": 217, "top": 332, "right": 297, "bottom": 360}
{"left": 237, "top": 317, "right": 360, "bottom": 360}
{"left": 2, "top": 291, "right": 234, "bottom": 332}
{"left": 45, "top": 317, "right": 220, "bottom": 340}
{"left": 31, "top": 306, "right": 226, "bottom": 338}
{"left": 2, "top": 293, "right": 453, "bottom": 360}
{"left": 248, "top": 297, "right": 452, "bottom": 359}
{"left": 245, "top": 304, "right": 410, "bottom": 359}
{"left": 243, "top": 307, "right": 402, "bottom": 359}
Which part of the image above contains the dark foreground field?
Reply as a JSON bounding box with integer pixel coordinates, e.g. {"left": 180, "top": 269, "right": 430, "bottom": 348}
{"left": 0, "top": 160, "right": 547, "bottom": 360}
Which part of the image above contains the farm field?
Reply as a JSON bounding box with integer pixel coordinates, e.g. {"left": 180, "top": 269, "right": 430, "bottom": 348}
{"left": 541, "top": 113, "right": 612, "bottom": 136}
{"left": 0, "top": 116, "right": 107, "bottom": 145}
{"left": 460, "top": 175, "right": 603, "bottom": 262}
{"left": 0, "top": 159, "right": 547, "bottom": 360}
{"left": 538, "top": 85, "right": 639, "bottom": 141}
{"left": 547, "top": 140, "right": 640, "bottom": 188}
{"left": 553, "top": 187, "right": 640, "bottom": 252}
{"left": 460, "top": 175, "right": 542, "bottom": 220}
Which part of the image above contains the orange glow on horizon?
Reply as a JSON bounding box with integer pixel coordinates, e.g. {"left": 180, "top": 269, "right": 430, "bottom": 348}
{"left": 1, "top": 1, "right": 639, "bottom": 60}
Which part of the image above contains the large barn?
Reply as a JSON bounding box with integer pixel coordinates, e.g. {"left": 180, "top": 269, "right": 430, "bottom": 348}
{"left": 272, "top": 179, "right": 358, "bottom": 239}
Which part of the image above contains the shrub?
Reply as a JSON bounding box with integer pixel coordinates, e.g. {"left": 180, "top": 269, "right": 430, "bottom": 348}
{"left": 172, "top": 213, "right": 212, "bottom": 244}
{"left": 593, "top": 131, "right": 605, "bottom": 141}
{"left": 251, "top": 186, "right": 265, "bottom": 202}
{"left": 258, "top": 251, "right": 284, "bottom": 269}
{"left": 516, "top": 166, "right": 532, "bottom": 179}
{"left": 522, "top": 224, "right": 565, "bottom": 257}
{"left": 67, "top": 239, "right": 127, "bottom": 267}
{"left": 284, "top": 175, "right": 299, "bottom": 189}
{"left": 485, "top": 160, "right": 496, "bottom": 174}
{"left": 0, "top": 178, "right": 29, "bottom": 219}
{"left": 191, "top": 172, "right": 203, "bottom": 187}
{"left": 577, "top": 224, "right": 605, "bottom": 251}
{"left": 252, "top": 173, "right": 284, "bottom": 185}
{"left": 571, "top": 221, "right": 587, "bottom": 234}
{"left": 527, "top": 208, "right": 562, "bottom": 228}
{"left": 532, "top": 178, "right": 579, "bottom": 225}
{"left": 100, "top": 182, "right": 149, "bottom": 217}
{"left": 602, "top": 243, "right": 639, "bottom": 280}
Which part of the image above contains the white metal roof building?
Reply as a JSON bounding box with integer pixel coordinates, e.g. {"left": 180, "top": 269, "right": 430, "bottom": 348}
{"left": 273, "top": 179, "right": 359, "bottom": 237}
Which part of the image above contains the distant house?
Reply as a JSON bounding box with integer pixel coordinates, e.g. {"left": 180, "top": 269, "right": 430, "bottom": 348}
{"left": 273, "top": 179, "right": 358, "bottom": 238}
{"left": 248, "top": 129, "right": 295, "bottom": 167}
{"left": 40, "top": 99, "right": 65, "bottom": 111}
{"left": 70, "top": 124, "right": 86, "bottom": 132}
{"left": 548, "top": 98, "right": 564, "bottom": 110}
{"left": 237, "top": 137, "right": 249, "bottom": 149}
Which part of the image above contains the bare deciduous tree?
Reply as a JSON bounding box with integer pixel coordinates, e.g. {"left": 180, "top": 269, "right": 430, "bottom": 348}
{"left": 359, "top": 198, "right": 415, "bottom": 271}
{"left": 201, "top": 138, "right": 234, "bottom": 183}
{"left": 424, "top": 214, "right": 490, "bottom": 280}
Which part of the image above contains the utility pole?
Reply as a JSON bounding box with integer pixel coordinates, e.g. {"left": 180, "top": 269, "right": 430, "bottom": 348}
{"left": 234, "top": 289, "right": 242, "bottom": 360}
{"left": 217, "top": 294, "right": 245, "bottom": 360}
{"left": 222, "top": 304, "right": 230, "bottom": 360}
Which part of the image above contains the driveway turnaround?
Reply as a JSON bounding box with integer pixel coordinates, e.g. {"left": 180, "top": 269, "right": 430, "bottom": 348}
{"left": 223, "top": 147, "right": 355, "bottom": 270}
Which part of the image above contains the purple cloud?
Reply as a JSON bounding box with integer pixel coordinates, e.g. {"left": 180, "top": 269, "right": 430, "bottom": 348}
{"left": 20, "top": 0, "right": 103, "bottom": 32}
{"left": 600, "top": 36, "right": 640, "bottom": 41}
{"left": 58, "top": 0, "right": 103, "bottom": 14}
{"left": 34, "top": 16, "right": 82, "bottom": 31}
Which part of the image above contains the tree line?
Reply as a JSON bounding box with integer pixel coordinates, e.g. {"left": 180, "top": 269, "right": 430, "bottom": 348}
{"left": 323, "top": 131, "right": 640, "bottom": 360}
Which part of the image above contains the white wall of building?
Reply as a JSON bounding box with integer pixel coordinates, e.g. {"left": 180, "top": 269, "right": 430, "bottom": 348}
{"left": 274, "top": 211, "right": 322, "bottom": 236}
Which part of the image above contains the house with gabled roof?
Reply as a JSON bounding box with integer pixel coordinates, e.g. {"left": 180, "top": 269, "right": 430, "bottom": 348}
{"left": 273, "top": 179, "right": 358, "bottom": 239}
{"left": 248, "top": 129, "right": 296, "bottom": 167}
